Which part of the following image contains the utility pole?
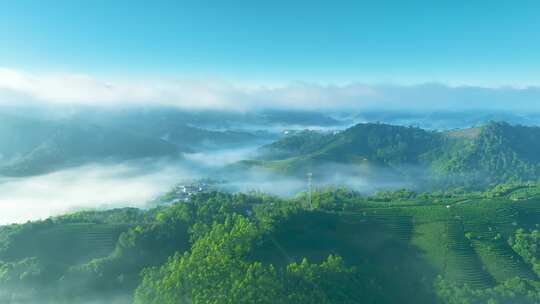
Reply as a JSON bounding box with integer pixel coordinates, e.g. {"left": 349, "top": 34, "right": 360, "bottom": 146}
{"left": 307, "top": 172, "right": 313, "bottom": 209}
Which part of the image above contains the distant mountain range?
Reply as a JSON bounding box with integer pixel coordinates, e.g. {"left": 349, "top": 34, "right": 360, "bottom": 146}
{"left": 0, "top": 113, "right": 264, "bottom": 176}
{"left": 0, "top": 115, "right": 181, "bottom": 176}
{"left": 5, "top": 106, "right": 540, "bottom": 188}
{"left": 0, "top": 108, "right": 347, "bottom": 176}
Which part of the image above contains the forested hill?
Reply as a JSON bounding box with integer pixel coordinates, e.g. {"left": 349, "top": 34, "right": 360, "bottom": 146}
{"left": 3, "top": 185, "right": 540, "bottom": 303}
{"left": 0, "top": 118, "right": 182, "bottom": 176}
{"left": 438, "top": 122, "right": 540, "bottom": 184}
{"left": 310, "top": 123, "right": 442, "bottom": 165}
{"left": 251, "top": 121, "right": 540, "bottom": 188}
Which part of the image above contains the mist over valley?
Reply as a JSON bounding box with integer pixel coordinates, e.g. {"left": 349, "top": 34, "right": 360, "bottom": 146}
{"left": 4, "top": 2, "right": 540, "bottom": 303}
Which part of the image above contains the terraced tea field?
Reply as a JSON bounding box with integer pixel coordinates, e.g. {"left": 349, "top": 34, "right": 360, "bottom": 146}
{"left": 44, "top": 223, "right": 126, "bottom": 258}
{"left": 331, "top": 195, "right": 540, "bottom": 288}
{"left": 30, "top": 222, "right": 131, "bottom": 265}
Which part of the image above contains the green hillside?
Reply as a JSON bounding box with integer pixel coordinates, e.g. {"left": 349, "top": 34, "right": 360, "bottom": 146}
{"left": 247, "top": 122, "right": 540, "bottom": 188}
{"left": 0, "top": 119, "right": 182, "bottom": 176}
{"left": 257, "top": 130, "right": 336, "bottom": 160}
{"left": 2, "top": 186, "right": 540, "bottom": 303}
{"left": 0, "top": 112, "right": 266, "bottom": 177}
{"left": 438, "top": 122, "right": 540, "bottom": 184}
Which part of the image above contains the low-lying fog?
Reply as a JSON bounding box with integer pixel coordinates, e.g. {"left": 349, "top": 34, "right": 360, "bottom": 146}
{"left": 0, "top": 147, "right": 255, "bottom": 224}
{"left": 0, "top": 161, "right": 193, "bottom": 225}
{"left": 0, "top": 145, "right": 426, "bottom": 225}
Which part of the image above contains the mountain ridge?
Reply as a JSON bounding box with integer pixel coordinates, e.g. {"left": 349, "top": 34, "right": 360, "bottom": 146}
{"left": 245, "top": 121, "right": 540, "bottom": 188}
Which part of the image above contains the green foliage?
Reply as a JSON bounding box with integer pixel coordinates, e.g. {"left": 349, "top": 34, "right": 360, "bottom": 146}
{"left": 2, "top": 186, "right": 540, "bottom": 303}
{"left": 250, "top": 122, "right": 540, "bottom": 189}
{"left": 305, "top": 187, "right": 367, "bottom": 211}
{"left": 0, "top": 209, "right": 140, "bottom": 303}
{"left": 435, "top": 276, "right": 540, "bottom": 304}
{"left": 0, "top": 257, "right": 43, "bottom": 286}
{"left": 284, "top": 255, "right": 366, "bottom": 304}
{"left": 257, "top": 130, "right": 335, "bottom": 160}
{"left": 371, "top": 188, "right": 418, "bottom": 202}
{"left": 438, "top": 122, "right": 540, "bottom": 186}
{"left": 134, "top": 215, "right": 268, "bottom": 304}
{"left": 134, "top": 215, "right": 365, "bottom": 304}
{"left": 509, "top": 229, "right": 540, "bottom": 276}
{"left": 325, "top": 122, "right": 442, "bottom": 166}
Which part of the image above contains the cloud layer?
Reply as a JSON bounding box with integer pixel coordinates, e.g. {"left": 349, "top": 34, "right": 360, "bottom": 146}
{"left": 0, "top": 161, "right": 195, "bottom": 224}
{"left": 1, "top": 67, "right": 540, "bottom": 112}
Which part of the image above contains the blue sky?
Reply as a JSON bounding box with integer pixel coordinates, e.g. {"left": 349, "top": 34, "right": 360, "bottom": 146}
{"left": 1, "top": 0, "right": 539, "bottom": 85}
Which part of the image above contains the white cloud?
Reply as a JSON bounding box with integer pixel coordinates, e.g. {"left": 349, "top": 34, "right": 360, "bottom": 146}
{"left": 0, "top": 160, "right": 195, "bottom": 224}
{"left": 1, "top": 67, "right": 540, "bottom": 112}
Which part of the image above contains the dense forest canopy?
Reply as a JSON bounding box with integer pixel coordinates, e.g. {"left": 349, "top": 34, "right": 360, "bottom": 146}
{"left": 2, "top": 183, "right": 540, "bottom": 303}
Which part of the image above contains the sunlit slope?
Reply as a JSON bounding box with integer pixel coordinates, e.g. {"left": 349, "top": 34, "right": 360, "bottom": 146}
{"left": 243, "top": 122, "right": 540, "bottom": 187}
{"left": 250, "top": 123, "right": 443, "bottom": 175}
{"left": 0, "top": 209, "right": 139, "bottom": 270}
{"left": 2, "top": 187, "right": 540, "bottom": 303}
{"left": 255, "top": 193, "right": 540, "bottom": 295}
{"left": 252, "top": 210, "right": 439, "bottom": 303}
{"left": 409, "top": 198, "right": 539, "bottom": 286}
